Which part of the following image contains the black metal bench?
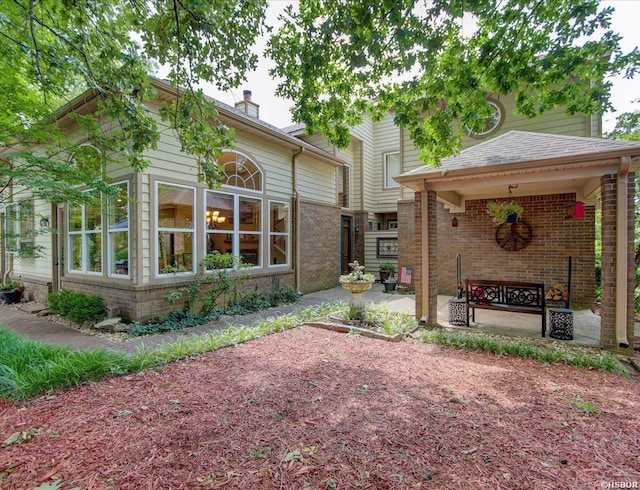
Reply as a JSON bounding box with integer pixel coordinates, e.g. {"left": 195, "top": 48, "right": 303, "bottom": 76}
{"left": 465, "top": 279, "right": 546, "bottom": 337}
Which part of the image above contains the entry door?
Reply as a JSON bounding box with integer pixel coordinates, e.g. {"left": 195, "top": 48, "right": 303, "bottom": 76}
{"left": 341, "top": 216, "right": 352, "bottom": 274}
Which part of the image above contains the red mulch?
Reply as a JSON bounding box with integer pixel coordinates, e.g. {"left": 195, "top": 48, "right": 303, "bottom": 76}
{"left": 1, "top": 327, "right": 639, "bottom": 489}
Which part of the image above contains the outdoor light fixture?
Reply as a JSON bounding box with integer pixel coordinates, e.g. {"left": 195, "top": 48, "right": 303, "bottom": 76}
{"left": 451, "top": 217, "right": 459, "bottom": 227}
{"left": 39, "top": 216, "right": 50, "bottom": 228}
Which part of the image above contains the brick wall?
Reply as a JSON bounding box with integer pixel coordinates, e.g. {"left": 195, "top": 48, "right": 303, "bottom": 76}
{"left": 298, "top": 200, "right": 341, "bottom": 293}
{"left": 62, "top": 271, "right": 295, "bottom": 322}
{"left": 397, "top": 199, "right": 415, "bottom": 290}
{"left": 438, "top": 194, "right": 595, "bottom": 309}
{"left": 401, "top": 192, "right": 596, "bottom": 315}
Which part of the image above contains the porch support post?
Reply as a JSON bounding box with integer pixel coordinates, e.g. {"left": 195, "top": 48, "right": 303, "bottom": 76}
{"left": 600, "top": 166, "right": 634, "bottom": 355}
{"left": 417, "top": 185, "right": 438, "bottom": 326}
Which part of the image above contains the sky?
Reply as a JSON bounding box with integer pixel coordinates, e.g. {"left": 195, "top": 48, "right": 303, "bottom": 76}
{"left": 203, "top": 0, "right": 639, "bottom": 133}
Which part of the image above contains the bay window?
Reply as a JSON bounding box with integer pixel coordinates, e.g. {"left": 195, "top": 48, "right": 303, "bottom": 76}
{"left": 68, "top": 182, "right": 130, "bottom": 276}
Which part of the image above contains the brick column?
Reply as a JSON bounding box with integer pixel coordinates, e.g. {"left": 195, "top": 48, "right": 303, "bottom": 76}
{"left": 415, "top": 189, "right": 438, "bottom": 325}
{"left": 600, "top": 173, "right": 635, "bottom": 355}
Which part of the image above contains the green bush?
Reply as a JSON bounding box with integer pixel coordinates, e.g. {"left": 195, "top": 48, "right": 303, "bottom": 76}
{"left": 226, "top": 286, "right": 302, "bottom": 315}
{"left": 47, "top": 289, "right": 106, "bottom": 325}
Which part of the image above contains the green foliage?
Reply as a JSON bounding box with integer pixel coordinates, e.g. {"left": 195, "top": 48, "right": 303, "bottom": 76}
{"left": 0, "top": 303, "right": 336, "bottom": 400}
{"left": 412, "top": 329, "right": 628, "bottom": 374}
{"left": 605, "top": 103, "right": 640, "bottom": 141}
{"left": 47, "top": 289, "right": 106, "bottom": 325}
{"left": 485, "top": 201, "right": 524, "bottom": 225}
{"left": 339, "top": 260, "right": 375, "bottom": 284}
{"left": 1, "top": 280, "right": 21, "bottom": 291}
{"left": 140, "top": 286, "right": 301, "bottom": 337}
{"left": 378, "top": 262, "right": 396, "bottom": 272}
{"left": 164, "top": 252, "right": 251, "bottom": 315}
{"left": 128, "top": 311, "right": 218, "bottom": 337}
{"left": 268, "top": 0, "right": 639, "bottom": 164}
{"left": 225, "top": 286, "right": 302, "bottom": 315}
{"left": 570, "top": 397, "right": 600, "bottom": 414}
{"left": 0, "top": 329, "right": 142, "bottom": 400}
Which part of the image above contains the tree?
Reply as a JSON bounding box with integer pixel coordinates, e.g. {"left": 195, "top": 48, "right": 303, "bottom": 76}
{"left": 268, "top": 0, "right": 639, "bottom": 164}
{"left": 605, "top": 102, "right": 640, "bottom": 141}
{"left": 1, "top": 0, "right": 639, "bottom": 208}
{"left": 1, "top": 0, "right": 268, "bottom": 212}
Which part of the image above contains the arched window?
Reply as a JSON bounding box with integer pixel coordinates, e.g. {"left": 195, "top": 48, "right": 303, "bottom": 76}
{"left": 219, "top": 151, "right": 263, "bottom": 191}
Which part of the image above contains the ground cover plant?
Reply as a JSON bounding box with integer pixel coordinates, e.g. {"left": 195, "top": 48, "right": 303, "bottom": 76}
{"left": 1, "top": 326, "right": 638, "bottom": 489}
{"left": 129, "top": 285, "right": 302, "bottom": 337}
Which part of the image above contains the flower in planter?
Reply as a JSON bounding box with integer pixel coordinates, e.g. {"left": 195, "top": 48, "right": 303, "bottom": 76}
{"left": 339, "top": 261, "right": 375, "bottom": 284}
{"left": 485, "top": 201, "right": 523, "bottom": 225}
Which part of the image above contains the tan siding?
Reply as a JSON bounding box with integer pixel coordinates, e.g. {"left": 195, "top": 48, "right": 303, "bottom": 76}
{"left": 350, "top": 116, "right": 375, "bottom": 211}
{"left": 363, "top": 230, "right": 397, "bottom": 275}
{"left": 372, "top": 114, "right": 402, "bottom": 211}
{"left": 296, "top": 156, "right": 337, "bottom": 205}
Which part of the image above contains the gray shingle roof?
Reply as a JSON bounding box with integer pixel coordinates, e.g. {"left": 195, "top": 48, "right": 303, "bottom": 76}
{"left": 402, "top": 131, "right": 640, "bottom": 177}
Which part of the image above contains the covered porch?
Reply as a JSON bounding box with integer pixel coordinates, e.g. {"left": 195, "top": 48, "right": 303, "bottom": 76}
{"left": 395, "top": 131, "right": 640, "bottom": 355}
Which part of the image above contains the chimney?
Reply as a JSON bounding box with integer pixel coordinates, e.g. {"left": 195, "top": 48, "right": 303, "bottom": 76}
{"left": 235, "top": 89, "right": 259, "bottom": 118}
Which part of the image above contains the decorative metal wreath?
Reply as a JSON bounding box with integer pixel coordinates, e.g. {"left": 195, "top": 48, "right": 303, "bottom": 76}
{"left": 495, "top": 221, "right": 533, "bottom": 252}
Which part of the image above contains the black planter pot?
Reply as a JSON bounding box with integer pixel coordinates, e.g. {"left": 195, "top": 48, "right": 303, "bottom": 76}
{"left": 383, "top": 281, "right": 397, "bottom": 293}
{"left": 2, "top": 290, "right": 23, "bottom": 304}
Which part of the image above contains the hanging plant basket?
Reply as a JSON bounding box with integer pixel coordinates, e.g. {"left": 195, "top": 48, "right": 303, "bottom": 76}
{"left": 485, "top": 201, "right": 523, "bottom": 226}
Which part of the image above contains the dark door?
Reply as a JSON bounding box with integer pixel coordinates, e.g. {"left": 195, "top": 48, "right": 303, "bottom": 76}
{"left": 341, "top": 216, "right": 352, "bottom": 274}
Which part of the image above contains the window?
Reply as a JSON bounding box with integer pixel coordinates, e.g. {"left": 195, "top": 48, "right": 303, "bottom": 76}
{"left": 5, "top": 200, "right": 34, "bottom": 254}
{"left": 219, "top": 151, "right": 263, "bottom": 191}
{"left": 107, "top": 182, "right": 129, "bottom": 277}
{"left": 466, "top": 99, "right": 504, "bottom": 138}
{"left": 377, "top": 237, "right": 398, "bottom": 258}
{"left": 206, "top": 191, "right": 262, "bottom": 267}
{"left": 269, "top": 201, "right": 289, "bottom": 266}
{"left": 68, "top": 191, "right": 102, "bottom": 274}
{"left": 384, "top": 152, "right": 401, "bottom": 189}
{"left": 338, "top": 165, "right": 350, "bottom": 208}
{"left": 68, "top": 183, "right": 130, "bottom": 276}
{"left": 156, "top": 182, "right": 195, "bottom": 275}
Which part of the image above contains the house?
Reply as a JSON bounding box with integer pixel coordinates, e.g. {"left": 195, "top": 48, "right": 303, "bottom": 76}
{"left": 292, "top": 94, "right": 640, "bottom": 356}
{"left": 4, "top": 79, "right": 640, "bottom": 356}
{"left": 1, "top": 78, "right": 348, "bottom": 321}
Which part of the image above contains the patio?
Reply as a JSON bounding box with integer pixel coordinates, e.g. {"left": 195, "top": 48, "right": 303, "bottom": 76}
{"left": 328, "top": 285, "right": 621, "bottom": 349}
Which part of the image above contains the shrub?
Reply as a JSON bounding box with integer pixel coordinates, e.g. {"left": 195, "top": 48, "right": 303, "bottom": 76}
{"left": 226, "top": 286, "right": 302, "bottom": 315}
{"left": 47, "top": 289, "right": 106, "bottom": 325}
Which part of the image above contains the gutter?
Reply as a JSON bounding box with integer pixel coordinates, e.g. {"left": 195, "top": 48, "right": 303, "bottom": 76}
{"left": 292, "top": 147, "right": 305, "bottom": 291}
{"left": 616, "top": 157, "right": 631, "bottom": 348}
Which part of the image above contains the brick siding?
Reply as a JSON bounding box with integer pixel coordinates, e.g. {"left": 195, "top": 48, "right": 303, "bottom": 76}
{"left": 298, "top": 200, "right": 341, "bottom": 293}
{"left": 403, "top": 192, "right": 597, "bottom": 319}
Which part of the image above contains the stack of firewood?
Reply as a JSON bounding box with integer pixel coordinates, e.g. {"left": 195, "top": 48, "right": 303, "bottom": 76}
{"left": 545, "top": 284, "right": 568, "bottom": 302}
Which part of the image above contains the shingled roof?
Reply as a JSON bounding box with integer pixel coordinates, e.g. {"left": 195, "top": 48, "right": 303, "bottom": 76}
{"left": 400, "top": 131, "right": 640, "bottom": 178}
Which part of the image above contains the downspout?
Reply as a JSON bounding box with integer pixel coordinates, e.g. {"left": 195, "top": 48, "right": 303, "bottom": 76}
{"left": 616, "top": 157, "right": 631, "bottom": 348}
{"left": 292, "top": 147, "right": 305, "bottom": 290}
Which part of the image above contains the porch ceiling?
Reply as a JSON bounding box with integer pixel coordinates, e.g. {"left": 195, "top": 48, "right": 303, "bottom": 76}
{"left": 395, "top": 131, "right": 640, "bottom": 211}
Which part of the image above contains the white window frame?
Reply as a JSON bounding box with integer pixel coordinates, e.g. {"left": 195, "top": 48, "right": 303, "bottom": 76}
{"left": 155, "top": 181, "right": 196, "bottom": 277}
{"left": 107, "top": 181, "right": 130, "bottom": 278}
{"left": 383, "top": 151, "right": 401, "bottom": 189}
{"left": 205, "top": 190, "right": 262, "bottom": 270}
{"left": 68, "top": 190, "right": 103, "bottom": 276}
{"left": 4, "top": 200, "right": 34, "bottom": 254}
{"left": 268, "top": 200, "right": 290, "bottom": 267}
